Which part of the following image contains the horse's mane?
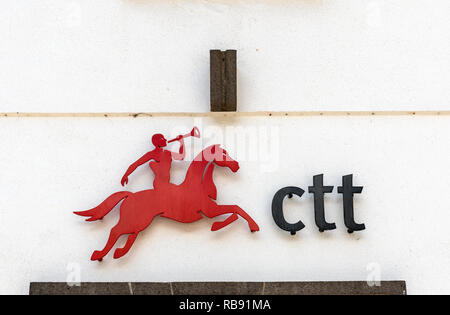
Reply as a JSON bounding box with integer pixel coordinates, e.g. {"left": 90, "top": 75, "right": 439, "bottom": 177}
{"left": 182, "top": 144, "right": 219, "bottom": 200}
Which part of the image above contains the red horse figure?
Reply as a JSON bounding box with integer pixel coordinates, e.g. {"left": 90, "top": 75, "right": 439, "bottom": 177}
{"left": 75, "top": 136, "right": 260, "bottom": 261}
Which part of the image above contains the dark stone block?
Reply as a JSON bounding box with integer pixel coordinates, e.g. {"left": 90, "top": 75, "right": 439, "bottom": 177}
{"left": 210, "top": 50, "right": 237, "bottom": 112}
{"left": 29, "top": 282, "right": 131, "bottom": 295}
{"left": 131, "top": 282, "right": 172, "bottom": 295}
{"left": 30, "top": 281, "right": 406, "bottom": 295}
{"left": 171, "top": 282, "right": 263, "bottom": 295}
{"left": 263, "top": 281, "right": 407, "bottom": 295}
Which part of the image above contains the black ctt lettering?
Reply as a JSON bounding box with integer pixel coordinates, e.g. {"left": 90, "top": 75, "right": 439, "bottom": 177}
{"left": 337, "top": 174, "right": 365, "bottom": 233}
{"left": 271, "top": 186, "right": 306, "bottom": 235}
{"left": 308, "top": 174, "right": 336, "bottom": 232}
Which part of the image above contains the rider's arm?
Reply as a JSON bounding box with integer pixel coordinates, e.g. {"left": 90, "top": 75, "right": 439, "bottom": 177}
{"left": 171, "top": 137, "right": 185, "bottom": 161}
{"left": 121, "top": 151, "right": 157, "bottom": 186}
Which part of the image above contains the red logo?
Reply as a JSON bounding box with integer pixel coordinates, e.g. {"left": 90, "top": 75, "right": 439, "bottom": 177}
{"left": 74, "top": 127, "right": 259, "bottom": 261}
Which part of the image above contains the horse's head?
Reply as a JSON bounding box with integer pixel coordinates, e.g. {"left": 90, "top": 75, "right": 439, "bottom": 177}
{"left": 185, "top": 145, "right": 239, "bottom": 200}
{"left": 204, "top": 144, "right": 239, "bottom": 173}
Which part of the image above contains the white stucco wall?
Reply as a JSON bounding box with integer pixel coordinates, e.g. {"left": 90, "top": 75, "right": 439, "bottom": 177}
{"left": 0, "top": 1, "right": 449, "bottom": 295}
{"left": 1, "top": 0, "right": 449, "bottom": 112}
{"left": 1, "top": 116, "right": 450, "bottom": 295}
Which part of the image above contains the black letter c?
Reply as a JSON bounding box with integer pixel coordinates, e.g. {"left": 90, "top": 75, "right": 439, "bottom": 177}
{"left": 271, "top": 186, "right": 306, "bottom": 235}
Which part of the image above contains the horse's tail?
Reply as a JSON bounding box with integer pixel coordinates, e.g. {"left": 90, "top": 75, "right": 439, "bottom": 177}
{"left": 74, "top": 191, "right": 131, "bottom": 222}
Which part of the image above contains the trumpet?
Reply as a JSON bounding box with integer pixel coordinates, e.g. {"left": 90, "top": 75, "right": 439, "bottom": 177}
{"left": 168, "top": 127, "right": 201, "bottom": 143}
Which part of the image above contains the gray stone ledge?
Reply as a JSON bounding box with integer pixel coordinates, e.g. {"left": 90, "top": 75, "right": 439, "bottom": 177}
{"left": 29, "top": 281, "right": 406, "bottom": 295}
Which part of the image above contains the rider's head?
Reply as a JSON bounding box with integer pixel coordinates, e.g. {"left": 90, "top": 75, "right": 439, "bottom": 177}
{"left": 152, "top": 133, "right": 167, "bottom": 148}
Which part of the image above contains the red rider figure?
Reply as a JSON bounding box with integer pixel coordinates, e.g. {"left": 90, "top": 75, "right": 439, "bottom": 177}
{"left": 121, "top": 133, "right": 185, "bottom": 189}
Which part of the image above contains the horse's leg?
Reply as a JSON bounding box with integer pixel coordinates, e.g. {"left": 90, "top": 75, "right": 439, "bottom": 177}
{"left": 91, "top": 225, "right": 124, "bottom": 261}
{"left": 113, "top": 205, "right": 162, "bottom": 259}
{"left": 211, "top": 213, "right": 238, "bottom": 231}
{"left": 113, "top": 232, "right": 138, "bottom": 259}
{"left": 204, "top": 202, "right": 259, "bottom": 232}
{"left": 229, "top": 205, "right": 259, "bottom": 231}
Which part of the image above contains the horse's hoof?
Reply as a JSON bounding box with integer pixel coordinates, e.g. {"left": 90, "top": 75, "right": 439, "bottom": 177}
{"left": 250, "top": 224, "right": 260, "bottom": 232}
{"left": 113, "top": 249, "right": 125, "bottom": 259}
{"left": 91, "top": 251, "right": 104, "bottom": 261}
{"left": 211, "top": 222, "right": 222, "bottom": 231}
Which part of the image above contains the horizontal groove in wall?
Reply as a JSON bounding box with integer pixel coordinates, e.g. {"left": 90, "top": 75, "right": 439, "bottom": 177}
{"left": 0, "top": 111, "right": 449, "bottom": 118}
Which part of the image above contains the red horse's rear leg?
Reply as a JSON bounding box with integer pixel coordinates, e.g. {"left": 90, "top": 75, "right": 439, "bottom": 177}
{"left": 91, "top": 226, "right": 123, "bottom": 261}
{"left": 113, "top": 233, "right": 138, "bottom": 259}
